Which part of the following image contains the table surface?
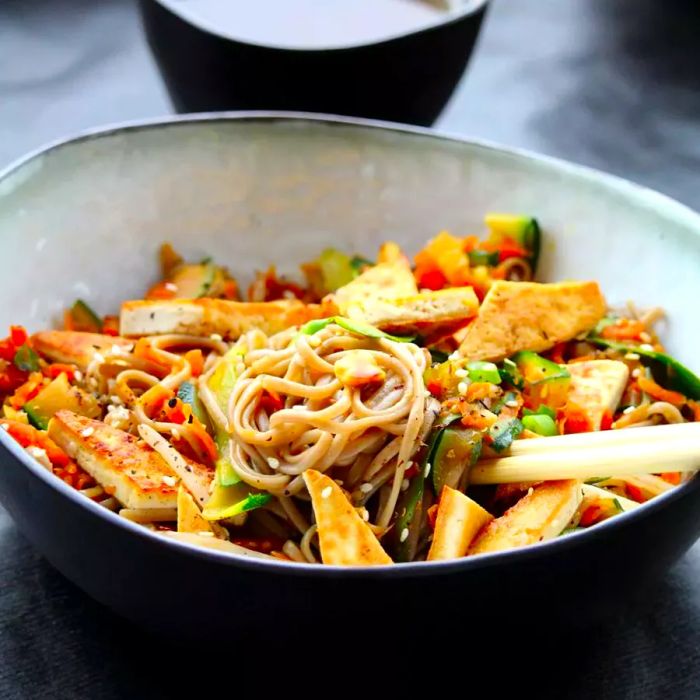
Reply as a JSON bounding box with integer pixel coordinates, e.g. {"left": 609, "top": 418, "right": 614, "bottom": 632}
{"left": 2, "top": 0, "right": 700, "bottom": 697}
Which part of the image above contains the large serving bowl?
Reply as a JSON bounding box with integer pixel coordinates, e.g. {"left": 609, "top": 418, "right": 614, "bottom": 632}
{"left": 139, "top": 0, "right": 489, "bottom": 126}
{"left": 0, "top": 114, "right": 698, "bottom": 639}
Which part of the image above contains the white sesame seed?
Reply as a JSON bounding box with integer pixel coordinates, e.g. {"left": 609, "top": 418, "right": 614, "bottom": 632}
{"left": 80, "top": 427, "right": 95, "bottom": 437}
{"left": 624, "top": 352, "right": 640, "bottom": 361}
{"left": 505, "top": 400, "right": 519, "bottom": 408}
{"left": 26, "top": 446, "right": 51, "bottom": 470}
{"left": 527, "top": 487, "right": 534, "bottom": 497}
{"left": 73, "top": 370, "right": 83, "bottom": 382}
{"left": 164, "top": 282, "right": 177, "bottom": 292}
{"left": 359, "top": 482, "right": 373, "bottom": 494}
{"left": 171, "top": 429, "right": 180, "bottom": 440}
{"left": 92, "top": 352, "right": 105, "bottom": 364}
{"left": 424, "top": 462, "right": 432, "bottom": 478}
{"left": 267, "top": 457, "right": 280, "bottom": 470}
{"left": 632, "top": 368, "right": 642, "bottom": 378}
{"left": 457, "top": 381, "right": 468, "bottom": 396}
{"left": 106, "top": 404, "right": 116, "bottom": 413}
{"left": 454, "top": 368, "right": 468, "bottom": 378}
{"left": 110, "top": 395, "right": 123, "bottom": 406}
{"left": 334, "top": 479, "right": 344, "bottom": 486}
{"left": 308, "top": 335, "right": 321, "bottom": 348}
{"left": 162, "top": 475, "right": 177, "bottom": 487}
{"left": 210, "top": 333, "right": 223, "bottom": 342}
{"left": 448, "top": 351, "right": 460, "bottom": 361}
{"left": 321, "top": 486, "right": 332, "bottom": 499}
{"left": 400, "top": 528, "right": 409, "bottom": 543}
{"left": 623, "top": 406, "right": 637, "bottom": 414}
{"left": 361, "top": 508, "right": 370, "bottom": 522}
{"left": 639, "top": 343, "right": 655, "bottom": 352}
{"left": 401, "top": 478, "right": 410, "bottom": 492}
{"left": 282, "top": 290, "right": 296, "bottom": 299}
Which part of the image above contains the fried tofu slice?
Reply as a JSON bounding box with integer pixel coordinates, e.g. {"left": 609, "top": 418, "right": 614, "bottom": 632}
{"left": 469, "top": 479, "right": 582, "bottom": 555}
{"left": 566, "top": 360, "right": 629, "bottom": 430}
{"left": 48, "top": 410, "right": 178, "bottom": 509}
{"left": 119, "top": 298, "right": 324, "bottom": 339}
{"left": 458, "top": 281, "right": 606, "bottom": 361}
{"left": 32, "top": 331, "right": 133, "bottom": 371}
{"left": 303, "top": 469, "right": 392, "bottom": 566}
{"left": 332, "top": 261, "right": 418, "bottom": 311}
{"left": 177, "top": 485, "right": 227, "bottom": 539}
{"left": 345, "top": 287, "right": 479, "bottom": 338}
{"left": 427, "top": 486, "right": 493, "bottom": 561}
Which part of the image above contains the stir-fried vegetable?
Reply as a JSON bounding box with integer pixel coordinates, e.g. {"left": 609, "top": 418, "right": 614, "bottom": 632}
{"left": 299, "top": 316, "right": 414, "bottom": 343}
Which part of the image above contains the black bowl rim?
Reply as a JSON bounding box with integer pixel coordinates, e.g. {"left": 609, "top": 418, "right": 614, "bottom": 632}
{"left": 148, "top": 0, "right": 490, "bottom": 52}
{"left": 1, "top": 110, "right": 699, "bottom": 580}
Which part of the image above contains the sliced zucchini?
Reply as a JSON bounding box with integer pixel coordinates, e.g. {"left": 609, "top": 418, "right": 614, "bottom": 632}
{"left": 512, "top": 350, "right": 571, "bottom": 408}
{"left": 24, "top": 373, "right": 100, "bottom": 430}
{"left": 484, "top": 214, "right": 541, "bottom": 273}
{"left": 431, "top": 427, "right": 482, "bottom": 494}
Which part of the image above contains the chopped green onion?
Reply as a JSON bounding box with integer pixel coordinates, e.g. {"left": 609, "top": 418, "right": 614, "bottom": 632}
{"left": 522, "top": 413, "right": 558, "bottom": 436}
{"left": 499, "top": 358, "right": 524, "bottom": 388}
{"left": 467, "top": 361, "right": 502, "bottom": 384}
{"left": 488, "top": 417, "right": 523, "bottom": 452}
{"left": 468, "top": 250, "right": 499, "bottom": 267}
{"left": 523, "top": 404, "right": 556, "bottom": 419}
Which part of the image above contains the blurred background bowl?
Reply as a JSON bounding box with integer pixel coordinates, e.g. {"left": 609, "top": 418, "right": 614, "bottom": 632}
{"left": 139, "top": 0, "right": 489, "bottom": 126}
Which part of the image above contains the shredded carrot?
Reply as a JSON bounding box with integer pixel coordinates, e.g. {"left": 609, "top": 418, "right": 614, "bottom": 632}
{"left": 145, "top": 281, "right": 177, "bottom": 301}
{"left": 625, "top": 483, "right": 646, "bottom": 503}
{"left": 0, "top": 419, "right": 73, "bottom": 468}
{"left": 579, "top": 504, "right": 605, "bottom": 527}
{"left": 636, "top": 375, "right": 686, "bottom": 406}
{"left": 184, "top": 349, "right": 204, "bottom": 377}
{"left": 189, "top": 422, "right": 218, "bottom": 464}
{"left": 659, "top": 472, "right": 682, "bottom": 485}
{"left": 466, "top": 382, "right": 497, "bottom": 402}
{"left": 139, "top": 384, "right": 173, "bottom": 417}
{"left": 44, "top": 363, "right": 76, "bottom": 381}
{"left": 559, "top": 402, "right": 592, "bottom": 434}
{"left": 600, "top": 318, "right": 646, "bottom": 341}
{"left": 102, "top": 315, "right": 120, "bottom": 336}
{"left": 222, "top": 279, "right": 239, "bottom": 300}
{"left": 9, "top": 372, "right": 45, "bottom": 409}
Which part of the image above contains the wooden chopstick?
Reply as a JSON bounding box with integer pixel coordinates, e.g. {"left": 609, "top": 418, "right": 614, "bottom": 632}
{"left": 471, "top": 422, "right": 700, "bottom": 485}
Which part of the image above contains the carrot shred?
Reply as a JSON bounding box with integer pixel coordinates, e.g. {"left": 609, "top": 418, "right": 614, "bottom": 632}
{"left": 600, "top": 318, "right": 646, "bottom": 341}
{"left": 184, "top": 349, "right": 204, "bottom": 377}
{"left": 636, "top": 375, "right": 686, "bottom": 406}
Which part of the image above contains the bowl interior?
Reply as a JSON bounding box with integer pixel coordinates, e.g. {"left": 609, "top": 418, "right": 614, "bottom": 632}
{"left": 0, "top": 115, "right": 698, "bottom": 370}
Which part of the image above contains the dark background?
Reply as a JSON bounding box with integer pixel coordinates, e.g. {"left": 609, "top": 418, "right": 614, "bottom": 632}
{"left": 1, "top": 0, "right": 700, "bottom": 697}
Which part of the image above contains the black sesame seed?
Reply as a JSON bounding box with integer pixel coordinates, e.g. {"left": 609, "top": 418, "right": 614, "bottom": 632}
{"left": 167, "top": 398, "right": 177, "bottom": 408}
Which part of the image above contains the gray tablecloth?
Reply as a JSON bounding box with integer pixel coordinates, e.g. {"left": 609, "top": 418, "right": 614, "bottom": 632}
{"left": 1, "top": 1, "right": 699, "bottom": 697}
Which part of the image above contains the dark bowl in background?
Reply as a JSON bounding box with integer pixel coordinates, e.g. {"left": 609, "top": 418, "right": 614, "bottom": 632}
{"left": 139, "top": 0, "right": 489, "bottom": 126}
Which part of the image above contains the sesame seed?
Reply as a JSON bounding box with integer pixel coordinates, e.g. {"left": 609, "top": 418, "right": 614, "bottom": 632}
{"left": 110, "top": 395, "right": 124, "bottom": 406}
{"left": 106, "top": 404, "right": 116, "bottom": 413}
{"left": 623, "top": 406, "right": 636, "bottom": 414}
{"left": 400, "top": 528, "right": 409, "bottom": 543}
{"left": 171, "top": 429, "right": 180, "bottom": 440}
{"left": 210, "top": 333, "right": 223, "bottom": 342}
{"left": 335, "top": 479, "right": 344, "bottom": 486}
{"left": 92, "top": 352, "right": 105, "bottom": 364}
{"left": 632, "top": 368, "right": 642, "bottom": 378}
{"left": 165, "top": 282, "right": 178, "bottom": 292}
{"left": 457, "top": 381, "right": 468, "bottom": 396}
{"left": 454, "top": 368, "right": 468, "bottom": 378}
{"left": 267, "top": 457, "right": 280, "bottom": 470}
{"left": 424, "top": 462, "right": 432, "bottom": 478}
{"left": 282, "top": 290, "right": 296, "bottom": 299}
{"left": 162, "top": 475, "right": 177, "bottom": 487}
{"left": 505, "top": 399, "right": 519, "bottom": 408}
{"left": 359, "top": 482, "right": 373, "bottom": 494}
{"left": 401, "top": 479, "right": 410, "bottom": 492}
{"left": 73, "top": 370, "right": 83, "bottom": 382}
{"left": 448, "top": 352, "right": 460, "bottom": 361}
{"left": 80, "top": 427, "right": 94, "bottom": 437}
{"left": 639, "top": 343, "right": 655, "bottom": 352}
{"left": 308, "top": 335, "right": 321, "bottom": 347}
{"left": 321, "top": 486, "right": 332, "bottom": 499}
{"left": 527, "top": 487, "right": 534, "bottom": 497}
{"left": 361, "top": 509, "right": 370, "bottom": 522}
{"left": 624, "top": 352, "right": 640, "bottom": 361}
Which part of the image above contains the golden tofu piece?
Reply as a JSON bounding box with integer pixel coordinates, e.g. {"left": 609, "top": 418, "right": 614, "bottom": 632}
{"left": 119, "top": 298, "right": 324, "bottom": 339}
{"left": 48, "top": 410, "right": 179, "bottom": 509}
{"left": 566, "top": 360, "right": 630, "bottom": 430}
{"left": 177, "top": 485, "right": 227, "bottom": 538}
{"left": 332, "top": 261, "right": 418, "bottom": 311}
{"left": 427, "top": 486, "right": 493, "bottom": 561}
{"left": 303, "top": 469, "right": 392, "bottom": 566}
{"left": 469, "top": 479, "right": 582, "bottom": 555}
{"left": 346, "top": 287, "right": 479, "bottom": 338}
{"left": 459, "top": 281, "right": 606, "bottom": 361}
{"left": 32, "top": 331, "right": 132, "bottom": 370}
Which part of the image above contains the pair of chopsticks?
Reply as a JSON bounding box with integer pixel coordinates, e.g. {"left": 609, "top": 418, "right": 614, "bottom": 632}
{"left": 470, "top": 422, "right": 700, "bottom": 485}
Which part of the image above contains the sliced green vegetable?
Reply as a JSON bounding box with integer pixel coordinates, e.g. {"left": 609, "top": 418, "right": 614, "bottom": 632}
{"left": 585, "top": 476, "right": 611, "bottom": 485}
{"left": 522, "top": 413, "right": 558, "bottom": 437}
{"left": 24, "top": 373, "right": 99, "bottom": 430}
{"left": 467, "top": 360, "right": 502, "bottom": 385}
{"left": 592, "top": 317, "right": 616, "bottom": 335}
{"left": 468, "top": 250, "right": 499, "bottom": 267}
{"left": 69, "top": 299, "right": 103, "bottom": 333}
{"left": 588, "top": 338, "right": 700, "bottom": 400}
{"left": 523, "top": 404, "right": 556, "bottom": 419}
{"left": 498, "top": 358, "right": 524, "bottom": 389}
{"left": 484, "top": 214, "right": 541, "bottom": 273}
{"left": 488, "top": 417, "right": 524, "bottom": 453}
{"left": 317, "top": 249, "right": 357, "bottom": 292}
{"left": 13, "top": 344, "right": 40, "bottom": 372}
{"left": 214, "top": 432, "right": 239, "bottom": 487}
{"left": 431, "top": 427, "right": 482, "bottom": 494}
{"left": 299, "top": 316, "right": 414, "bottom": 343}
{"left": 491, "top": 391, "right": 518, "bottom": 415}
{"left": 177, "top": 381, "right": 211, "bottom": 427}
{"left": 512, "top": 350, "right": 571, "bottom": 408}
{"left": 350, "top": 255, "right": 373, "bottom": 273}
{"left": 202, "top": 481, "right": 271, "bottom": 521}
